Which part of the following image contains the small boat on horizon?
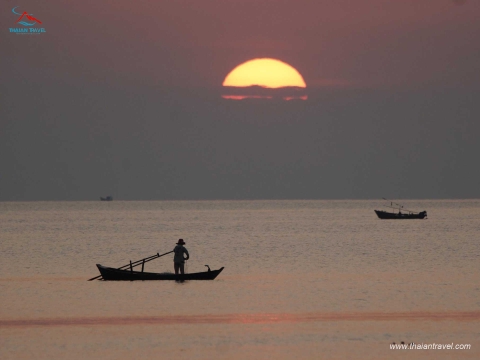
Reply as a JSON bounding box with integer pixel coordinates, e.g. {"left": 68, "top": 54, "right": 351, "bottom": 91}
{"left": 374, "top": 198, "right": 427, "bottom": 220}
{"left": 100, "top": 196, "right": 113, "bottom": 201}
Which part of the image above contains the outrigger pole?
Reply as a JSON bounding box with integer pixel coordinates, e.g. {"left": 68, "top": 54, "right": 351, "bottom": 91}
{"left": 382, "top": 197, "right": 404, "bottom": 209}
{"left": 381, "top": 198, "right": 419, "bottom": 214}
{"left": 88, "top": 250, "right": 174, "bottom": 281}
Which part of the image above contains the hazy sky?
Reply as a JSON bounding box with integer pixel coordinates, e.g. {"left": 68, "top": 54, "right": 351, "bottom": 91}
{"left": 1, "top": 0, "right": 479, "bottom": 200}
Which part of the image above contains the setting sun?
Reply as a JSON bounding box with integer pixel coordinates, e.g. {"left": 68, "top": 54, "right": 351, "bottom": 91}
{"left": 223, "top": 58, "right": 306, "bottom": 88}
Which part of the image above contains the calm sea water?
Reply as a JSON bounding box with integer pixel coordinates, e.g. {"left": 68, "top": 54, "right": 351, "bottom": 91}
{"left": 1, "top": 200, "right": 479, "bottom": 359}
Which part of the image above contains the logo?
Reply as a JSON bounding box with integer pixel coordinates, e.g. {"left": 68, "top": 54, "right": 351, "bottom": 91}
{"left": 9, "top": 6, "right": 46, "bottom": 34}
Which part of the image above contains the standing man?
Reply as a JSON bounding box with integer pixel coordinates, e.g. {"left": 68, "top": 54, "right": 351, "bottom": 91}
{"left": 173, "top": 239, "right": 189, "bottom": 275}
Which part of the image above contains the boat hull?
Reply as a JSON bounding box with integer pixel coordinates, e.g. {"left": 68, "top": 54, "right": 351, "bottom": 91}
{"left": 374, "top": 210, "right": 427, "bottom": 220}
{"left": 96, "top": 264, "right": 224, "bottom": 281}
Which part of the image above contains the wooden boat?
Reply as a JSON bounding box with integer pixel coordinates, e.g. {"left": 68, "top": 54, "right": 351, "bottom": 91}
{"left": 96, "top": 264, "right": 224, "bottom": 281}
{"left": 374, "top": 210, "right": 427, "bottom": 220}
{"left": 375, "top": 198, "right": 427, "bottom": 220}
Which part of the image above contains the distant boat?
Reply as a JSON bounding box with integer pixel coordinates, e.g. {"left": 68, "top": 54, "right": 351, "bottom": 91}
{"left": 374, "top": 198, "right": 427, "bottom": 220}
{"left": 100, "top": 196, "right": 113, "bottom": 201}
{"left": 374, "top": 210, "right": 427, "bottom": 220}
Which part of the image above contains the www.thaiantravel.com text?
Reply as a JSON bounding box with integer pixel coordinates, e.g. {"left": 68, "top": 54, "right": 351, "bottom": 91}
{"left": 390, "top": 343, "right": 471, "bottom": 350}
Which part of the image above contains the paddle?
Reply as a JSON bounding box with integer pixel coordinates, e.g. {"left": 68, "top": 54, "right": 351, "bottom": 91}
{"left": 88, "top": 250, "right": 174, "bottom": 281}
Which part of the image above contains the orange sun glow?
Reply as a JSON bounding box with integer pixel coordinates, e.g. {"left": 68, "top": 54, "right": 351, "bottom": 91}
{"left": 223, "top": 58, "right": 306, "bottom": 88}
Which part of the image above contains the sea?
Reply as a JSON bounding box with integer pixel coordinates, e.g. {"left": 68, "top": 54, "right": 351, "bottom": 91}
{"left": 0, "top": 200, "right": 479, "bottom": 359}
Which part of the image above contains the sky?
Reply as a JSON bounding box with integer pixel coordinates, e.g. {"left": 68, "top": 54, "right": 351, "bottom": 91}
{"left": 1, "top": 0, "right": 479, "bottom": 200}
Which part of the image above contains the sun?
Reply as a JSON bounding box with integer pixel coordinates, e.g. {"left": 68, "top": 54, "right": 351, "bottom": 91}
{"left": 223, "top": 58, "right": 306, "bottom": 88}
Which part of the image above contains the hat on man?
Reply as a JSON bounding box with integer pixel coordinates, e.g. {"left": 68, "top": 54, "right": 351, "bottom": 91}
{"left": 177, "top": 239, "right": 186, "bottom": 245}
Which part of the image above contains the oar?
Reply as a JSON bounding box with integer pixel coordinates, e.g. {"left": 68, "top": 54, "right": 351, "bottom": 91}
{"left": 87, "top": 254, "right": 160, "bottom": 281}
{"left": 88, "top": 250, "right": 174, "bottom": 281}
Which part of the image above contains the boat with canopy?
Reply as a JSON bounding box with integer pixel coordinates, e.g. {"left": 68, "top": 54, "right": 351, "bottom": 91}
{"left": 374, "top": 198, "right": 427, "bottom": 220}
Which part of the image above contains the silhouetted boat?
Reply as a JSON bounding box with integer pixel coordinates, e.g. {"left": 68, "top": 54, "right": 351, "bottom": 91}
{"left": 374, "top": 210, "right": 427, "bottom": 220}
{"left": 96, "top": 264, "right": 224, "bottom": 281}
{"left": 100, "top": 196, "right": 113, "bottom": 201}
{"left": 375, "top": 198, "right": 427, "bottom": 220}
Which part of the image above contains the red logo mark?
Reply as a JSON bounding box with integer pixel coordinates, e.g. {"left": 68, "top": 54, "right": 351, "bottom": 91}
{"left": 16, "top": 12, "right": 42, "bottom": 25}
